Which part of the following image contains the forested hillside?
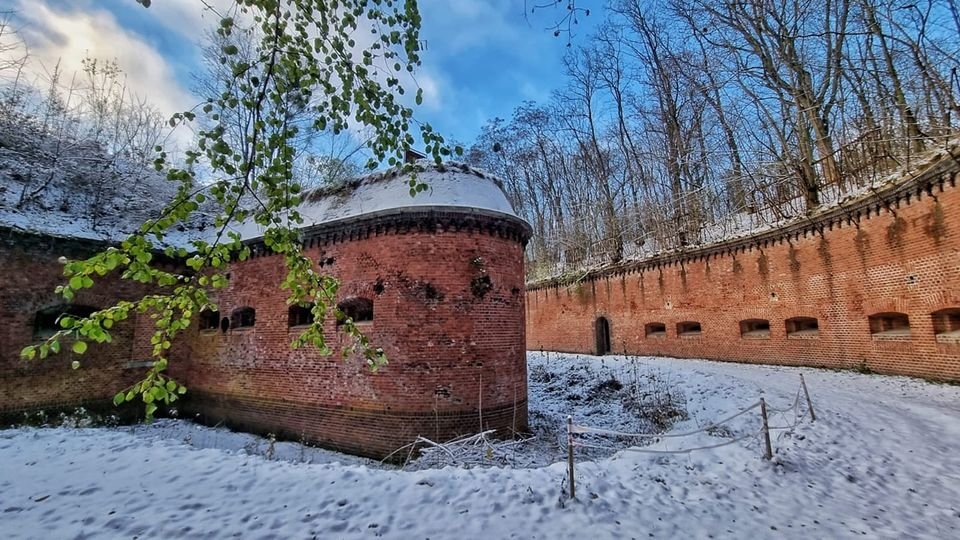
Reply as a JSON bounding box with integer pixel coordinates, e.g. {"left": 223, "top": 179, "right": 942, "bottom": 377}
{"left": 0, "top": 13, "right": 188, "bottom": 242}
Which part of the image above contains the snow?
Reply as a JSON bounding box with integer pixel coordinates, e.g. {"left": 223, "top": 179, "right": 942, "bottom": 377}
{"left": 0, "top": 145, "right": 212, "bottom": 248}
{"left": 533, "top": 139, "right": 960, "bottom": 284}
{"left": 0, "top": 139, "right": 522, "bottom": 248}
{"left": 226, "top": 161, "right": 523, "bottom": 242}
{"left": 3, "top": 352, "right": 960, "bottom": 538}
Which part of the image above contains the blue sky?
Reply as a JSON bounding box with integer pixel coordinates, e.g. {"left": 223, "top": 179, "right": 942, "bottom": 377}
{"left": 11, "top": 0, "right": 603, "bottom": 147}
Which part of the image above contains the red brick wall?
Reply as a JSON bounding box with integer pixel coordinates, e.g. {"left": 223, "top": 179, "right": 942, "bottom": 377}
{"left": 1, "top": 211, "right": 530, "bottom": 459}
{"left": 527, "top": 171, "right": 960, "bottom": 381}
{"left": 0, "top": 232, "right": 151, "bottom": 416}
{"left": 172, "top": 223, "right": 529, "bottom": 458}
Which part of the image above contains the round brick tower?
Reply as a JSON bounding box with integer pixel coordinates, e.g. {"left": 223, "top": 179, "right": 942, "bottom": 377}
{"left": 175, "top": 162, "right": 532, "bottom": 459}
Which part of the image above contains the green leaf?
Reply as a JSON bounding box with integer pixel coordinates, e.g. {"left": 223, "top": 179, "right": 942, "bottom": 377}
{"left": 113, "top": 392, "right": 125, "bottom": 406}
{"left": 19, "top": 0, "right": 450, "bottom": 411}
{"left": 70, "top": 360, "right": 80, "bottom": 370}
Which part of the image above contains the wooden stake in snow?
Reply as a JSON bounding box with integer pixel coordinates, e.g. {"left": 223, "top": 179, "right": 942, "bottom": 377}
{"left": 800, "top": 373, "right": 817, "bottom": 422}
{"left": 567, "top": 415, "right": 576, "bottom": 499}
{"left": 760, "top": 398, "right": 773, "bottom": 460}
{"left": 478, "top": 373, "right": 484, "bottom": 433}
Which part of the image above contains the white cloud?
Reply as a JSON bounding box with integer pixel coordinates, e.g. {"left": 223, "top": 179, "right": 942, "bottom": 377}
{"left": 419, "top": 0, "right": 524, "bottom": 54}
{"left": 14, "top": 0, "right": 197, "bottom": 119}
{"left": 129, "top": 0, "right": 238, "bottom": 42}
{"left": 6, "top": 1, "right": 455, "bottom": 152}
{"left": 413, "top": 68, "right": 444, "bottom": 111}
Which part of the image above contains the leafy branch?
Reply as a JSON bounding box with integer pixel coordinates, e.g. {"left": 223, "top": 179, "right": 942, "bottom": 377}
{"left": 22, "top": 0, "right": 459, "bottom": 418}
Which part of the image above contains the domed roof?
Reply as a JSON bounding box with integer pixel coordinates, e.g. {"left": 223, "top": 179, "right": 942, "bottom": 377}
{"left": 228, "top": 161, "right": 528, "bottom": 241}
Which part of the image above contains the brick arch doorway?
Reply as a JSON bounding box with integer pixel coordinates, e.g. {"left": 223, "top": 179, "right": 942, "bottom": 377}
{"left": 595, "top": 316, "right": 611, "bottom": 355}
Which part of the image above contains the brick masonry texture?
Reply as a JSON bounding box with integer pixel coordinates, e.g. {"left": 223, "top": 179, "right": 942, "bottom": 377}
{"left": 173, "top": 221, "right": 529, "bottom": 459}
{"left": 0, "top": 232, "right": 152, "bottom": 417}
{"left": 0, "top": 211, "right": 530, "bottom": 460}
{"left": 527, "top": 169, "right": 960, "bottom": 381}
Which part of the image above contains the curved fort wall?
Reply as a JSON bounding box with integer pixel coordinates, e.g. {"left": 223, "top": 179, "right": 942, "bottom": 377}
{"left": 175, "top": 208, "right": 530, "bottom": 459}
{"left": 526, "top": 157, "right": 960, "bottom": 381}
{"left": 0, "top": 163, "right": 531, "bottom": 460}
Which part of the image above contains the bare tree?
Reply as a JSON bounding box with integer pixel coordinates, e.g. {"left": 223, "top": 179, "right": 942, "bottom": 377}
{"left": 193, "top": 23, "right": 366, "bottom": 193}
{"left": 468, "top": 0, "right": 959, "bottom": 280}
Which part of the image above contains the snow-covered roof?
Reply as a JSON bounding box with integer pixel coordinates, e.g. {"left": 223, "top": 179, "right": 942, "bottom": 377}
{"left": 0, "top": 110, "right": 220, "bottom": 247}
{"left": 1, "top": 145, "right": 524, "bottom": 249}
{"left": 225, "top": 160, "right": 526, "bottom": 242}
{"left": 0, "top": 148, "right": 206, "bottom": 247}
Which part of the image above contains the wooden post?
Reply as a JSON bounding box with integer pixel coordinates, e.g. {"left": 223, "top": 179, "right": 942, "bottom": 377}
{"left": 800, "top": 373, "right": 817, "bottom": 422}
{"left": 567, "top": 415, "right": 576, "bottom": 499}
{"left": 760, "top": 398, "right": 773, "bottom": 460}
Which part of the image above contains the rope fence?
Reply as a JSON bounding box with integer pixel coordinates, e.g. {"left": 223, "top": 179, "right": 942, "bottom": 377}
{"left": 570, "top": 401, "right": 761, "bottom": 439}
{"left": 564, "top": 373, "right": 817, "bottom": 499}
{"left": 573, "top": 431, "right": 760, "bottom": 455}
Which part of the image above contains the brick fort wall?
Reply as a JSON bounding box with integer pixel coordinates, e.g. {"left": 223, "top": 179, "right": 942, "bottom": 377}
{"left": 0, "top": 211, "right": 530, "bottom": 460}
{"left": 0, "top": 231, "right": 156, "bottom": 417}
{"left": 173, "top": 210, "right": 530, "bottom": 459}
{"left": 526, "top": 166, "right": 960, "bottom": 381}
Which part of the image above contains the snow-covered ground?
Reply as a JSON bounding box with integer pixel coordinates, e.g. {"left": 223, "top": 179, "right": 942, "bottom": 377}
{"left": 3, "top": 352, "right": 960, "bottom": 539}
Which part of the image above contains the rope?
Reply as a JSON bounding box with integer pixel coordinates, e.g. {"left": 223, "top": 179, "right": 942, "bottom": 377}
{"left": 574, "top": 431, "right": 760, "bottom": 455}
{"left": 767, "top": 385, "right": 802, "bottom": 414}
{"left": 768, "top": 406, "right": 810, "bottom": 431}
{"left": 571, "top": 401, "right": 761, "bottom": 438}
{"left": 565, "top": 380, "right": 814, "bottom": 459}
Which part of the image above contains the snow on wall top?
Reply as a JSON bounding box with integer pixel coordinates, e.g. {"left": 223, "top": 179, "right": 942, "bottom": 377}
{"left": 527, "top": 139, "right": 960, "bottom": 287}
{"left": 0, "top": 148, "right": 210, "bottom": 248}
{"left": 1, "top": 142, "right": 520, "bottom": 249}
{"left": 224, "top": 160, "right": 524, "bottom": 242}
